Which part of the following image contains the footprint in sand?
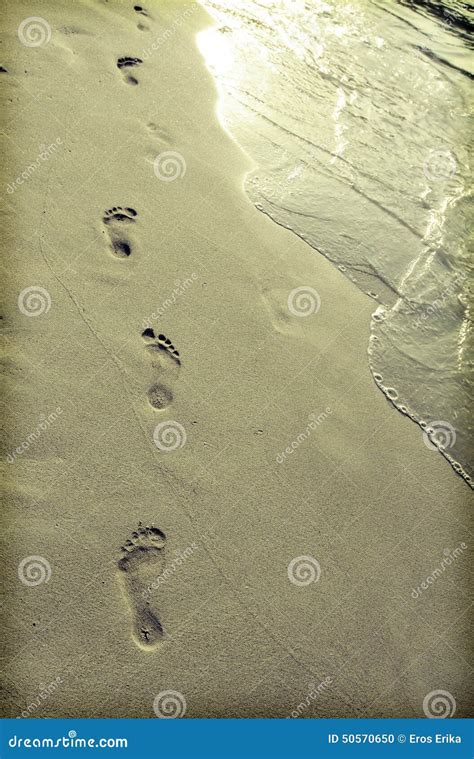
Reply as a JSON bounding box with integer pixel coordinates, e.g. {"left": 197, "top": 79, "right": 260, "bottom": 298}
{"left": 141, "top": 327, "right": 181, "bottom": 410}
{"left": 144, "top": 122, "right": 175, "bottom": 166}
{"left": 261, "top": 286, "right": 318, "bottom": 337}
{"left": 134, "top": 5, "right": 151, "bottom": 31}
{"left": 134, "top": 4, "right": 150, "bottom": 17}
{"left": 117, "top": 524, "right": 167, "bottom": 650}
{"left": 146, "top": 122, "right": 172, "bottom": 145}
{"left": 102, "top": 206, "right": 137, "bottom": 258}
{"left": 117, "top": 56, "right": 143, "bottom": 86}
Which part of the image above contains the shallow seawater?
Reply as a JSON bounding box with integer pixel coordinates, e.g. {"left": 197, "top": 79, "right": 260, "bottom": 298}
{"left": 198, "top": 0, "right": 473, "bottom": 485}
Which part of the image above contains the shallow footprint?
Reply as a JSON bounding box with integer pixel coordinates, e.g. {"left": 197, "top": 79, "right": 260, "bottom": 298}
{"left": 102, "top": 206, "right": 137, "bottom": 258}
{"left": 261, "top": 285, "right": 316, "bottom": 338}
{"left": 134, "top": 5, "right": 151, "bottom": 30}
{"left": 117, "top": 56, "right": 143, "bottom": 86}
{"left": 146, "top": 122, "right": 172, "bottom": 145}
{"left": 142, "top": 327, "right": 181, "bottom": 410}
{"left": 117, "top": 524, "right": 166, "bottom": 650}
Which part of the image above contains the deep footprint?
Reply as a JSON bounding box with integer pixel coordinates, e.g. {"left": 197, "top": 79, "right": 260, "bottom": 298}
{"left": 117, "top": 524, "right": 166, "bottom": 650}
{"left": 117, "top": 57, "right": 143, "bottom": 86}
{"left": 134, "top": 5, "right": 150, "bottom": 17}
{"left": 142, "top": 328, "right": 181, "bottom": 410}
{"left": 102, "top": 207, "right": 137, "bottom": 258}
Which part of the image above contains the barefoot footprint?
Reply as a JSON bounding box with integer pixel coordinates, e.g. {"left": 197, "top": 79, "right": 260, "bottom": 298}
{"left": 117, "top": 524, "right": 166, "bottom": 650}
{"left": 117, "top": 57, "right": 143, "bottom": 86}
{"left": 102, "top": 206, "right": 137, "bottom": 258}
{"left": 134, "top": 5, "right": 151, "bottom": 30}
{"left": 141, "top": 327, "right": 181, "bottom": 410}
{"left": 134, "top": 5, "right": 150, "bottom": 17}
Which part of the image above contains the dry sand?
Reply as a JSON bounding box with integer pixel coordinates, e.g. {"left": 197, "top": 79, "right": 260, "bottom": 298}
{"left": 1, "top": 0, "right": 472, "bottom": 718}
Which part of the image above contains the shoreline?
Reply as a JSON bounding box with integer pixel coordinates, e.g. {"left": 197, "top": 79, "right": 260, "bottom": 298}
{"left": 197, "top": 0, "right": 473, "bottom": 488}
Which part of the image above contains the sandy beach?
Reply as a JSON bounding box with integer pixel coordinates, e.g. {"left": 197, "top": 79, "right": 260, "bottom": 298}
{"left": 1, "top": 0, "right": 472, "bottom": 719}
